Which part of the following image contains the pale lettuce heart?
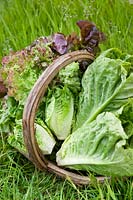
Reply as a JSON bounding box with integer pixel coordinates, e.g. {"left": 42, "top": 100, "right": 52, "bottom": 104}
{"left": 45, "top": 86, "right": 74, "bottom": 140}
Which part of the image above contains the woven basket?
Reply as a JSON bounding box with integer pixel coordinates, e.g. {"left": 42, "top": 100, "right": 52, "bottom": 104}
{"left": 22, "top": 50, "right": 107, "bottom": 185}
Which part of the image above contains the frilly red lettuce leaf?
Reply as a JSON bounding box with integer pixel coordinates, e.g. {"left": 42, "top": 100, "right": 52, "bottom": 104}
{"left": 76, "top": 20, "right": 106, "bottom": 54}
{"left": 51, "top": 33, "right": 67, "bottom": 54}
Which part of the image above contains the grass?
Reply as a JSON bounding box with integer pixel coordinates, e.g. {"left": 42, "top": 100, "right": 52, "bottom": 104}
{"left": 0, "top": 0, "right": 133, "bottom": 199}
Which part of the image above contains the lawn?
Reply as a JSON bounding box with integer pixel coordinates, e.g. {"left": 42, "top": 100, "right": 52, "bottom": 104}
{"left": 0, "top": 0, "right": 133, "bottom": 199}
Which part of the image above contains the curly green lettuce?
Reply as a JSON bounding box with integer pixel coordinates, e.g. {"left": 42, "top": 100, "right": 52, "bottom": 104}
{"left": 1, "top": 39, "right": 53, "bottom": 104}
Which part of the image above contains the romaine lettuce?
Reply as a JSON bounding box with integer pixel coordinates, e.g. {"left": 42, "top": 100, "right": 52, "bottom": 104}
{"left": 57, "top": 112, "right": 133, "bottom": 176}
{"left": 45, "top": 86, "right": 74, "bottom": 140}
{"left": 75, "top": 48, "right": 133, "bottom": 130}
{"left": 8, "top": 119, "right": 56, "bottom": 155}
{"left": 57, "top": 48, "right": 133, "bottom": 176}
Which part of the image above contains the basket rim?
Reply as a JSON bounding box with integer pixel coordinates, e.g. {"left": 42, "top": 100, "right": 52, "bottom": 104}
{"left": 22, "top": 50, "right": 108, "bottom": 185}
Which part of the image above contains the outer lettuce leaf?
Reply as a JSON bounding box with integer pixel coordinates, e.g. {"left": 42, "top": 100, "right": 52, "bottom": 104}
{"left": 75, "top": 49, "right": 132, "bottom": 130}
{"left": 116, "top": 73, "right": 133, "bottom": 99}
{"left": 45, "top": 86, "right": 74, "bottom": 140}
{"left": 8, "top": 119, "right": 56, "bottom": 155}
{"left": 119, "top": 99, "right": 133, "bottom": 138}
{"left": 105, "top": 73, "right": 133, "bottom": 112}
{"left": 100, "top": 48, "right": 132, "bottom": 68}
{"left": 35, "top": 123, "right": 56, "bottom": 155}
{"left": 0, "top": 97, "right": 23, "bottom": 133}
{"left": 7, "top": 120, "right": 27, "bottom": 154}
{"left": 57, "top": 112, "right": 133, "bottom": 176}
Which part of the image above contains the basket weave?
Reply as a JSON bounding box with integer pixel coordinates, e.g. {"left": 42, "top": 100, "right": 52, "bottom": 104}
{"left": 22, "top": 50, "right": 107, "bottom": 185}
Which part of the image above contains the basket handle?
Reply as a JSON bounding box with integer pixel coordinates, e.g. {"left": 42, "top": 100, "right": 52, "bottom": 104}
{"left": 22, "top": 50, "right": 108, "bottom": 184}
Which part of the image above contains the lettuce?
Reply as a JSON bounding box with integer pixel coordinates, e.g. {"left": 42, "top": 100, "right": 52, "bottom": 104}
{"left": 57, "top": 112, "right": 133, "bottom": 176}
{"left": 119, "top": 99, "right": 133, "bottom": 138}
{"left": 75, "top": 48, "right": 133, "bottom": 130}
{"left": 0, "top": 97, "right": 23, "bottom": 133}
{"left": 58, "top": 62, "right": 81, "bottom": 94}
{"left": 0, "top": 20, "right": 105, "bottom": 104}
{"left": 0, "top": 40, "right": 53, "bottom": 105}
{"left": 45, "top": 86, "right": 74, "bottom": 140}
{"left": 104, "top": 74, "right": 133, "bottom": 112}
{"left": 8, "top": 119, "right": 56, "bottom": 155}
{"left": 0, "top": 21, "right": 106, "bottom": 161}
{"left": 1, "top": 46, "right": 133, "bottom": 176}
{"left": 56, "top": 48, "right": 133, "bottom": 176}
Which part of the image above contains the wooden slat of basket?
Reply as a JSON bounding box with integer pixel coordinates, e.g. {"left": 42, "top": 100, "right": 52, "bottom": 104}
{"left": 23, "top": 50, "right": 107, "bottom": 185}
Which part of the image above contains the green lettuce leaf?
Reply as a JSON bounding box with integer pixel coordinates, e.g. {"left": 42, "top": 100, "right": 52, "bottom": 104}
{"left": 58, "top": 62, "right": 81, "bottom": 94}
{"left": 45, "top": 86, "right": 74, "bottom": 140}
{"left": 1, "top": 63, "right": 42, "bottom": 105}
{"left": 57, "top": 49, "right": 133, "bottom": 176}
{"left": 1, "top": 42, "right": 53, "bottom": 105}
{"left": 57, "top": 112, "right": 133, "bottom": 176}
{"left": 105, "top": 74, "right": 133, "bottom": 112}
{"left": 8, "top": 119, "right": 56, "bottom": 155}
{"left": 119, "top": 99, "right": 133, "bottom": 138}
{"left": 75, "top": 48, "right": 133, "bottom": 130}
{"left": 0, "top": 97, "right": 23, "bottom": 133}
